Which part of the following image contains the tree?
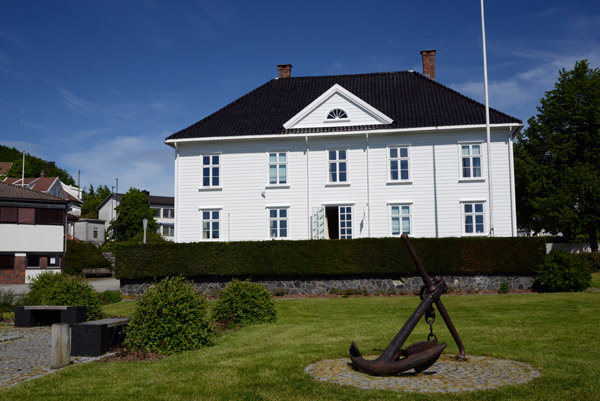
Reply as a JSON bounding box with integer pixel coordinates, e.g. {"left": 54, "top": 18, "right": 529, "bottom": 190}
{"left": 1, "top": 145, "right": 75, "bottom": 185}
{"left": 108, "top": 188, "right": 158, "bottom": 242}
{"left": 515, "top": 60, "right": 600, "bottom": 251}
{"left": 81, "top": 184, "right": 112, "bottom": 218}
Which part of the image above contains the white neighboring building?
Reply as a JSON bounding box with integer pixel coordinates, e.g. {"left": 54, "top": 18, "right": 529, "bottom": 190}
{"left": 0, "top": 182, "right": 68, "bottom": 284}
{"left": 97, "top": 192, "right": 175, "bottom": 241}
{"left": 165, "top": 52, "right": 522, "bottom": 243}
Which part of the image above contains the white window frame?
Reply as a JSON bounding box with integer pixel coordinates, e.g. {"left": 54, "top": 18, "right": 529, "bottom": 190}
{"left": 461, "top": 201, "right": 486, "bottom": 236}
{"left": 266, "top": 151, "right": 289, "bottom": 187}
{"left": 201, "top": 209, "right": 221, "bottom": 240}
{"left": 459, "top": 143, "right": 483, "bottom": 180}
{"left": 389, "top": 203, "right": 412, "bottom": 236}
{"left": 387, "top": 146, "right": 411, "bottom": 183}
{"left": 201, "top": 154, "right": 221, "bottom": 188}
{"left": 339, "top": 205, "right": 353, "bottom": 239}
{"left": 162, "top": 208, "right": 174, "bottom": 219}
{"left": 327, "top": 149, "right": 349, "bottom": 184}
{"left": 324, "top": 108, "right": 350, "bottom": 123}
{"left": 267, "top": 207, "right": 289, "bottom": 239}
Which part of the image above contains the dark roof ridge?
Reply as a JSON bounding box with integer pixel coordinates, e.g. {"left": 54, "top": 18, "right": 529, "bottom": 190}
{"left": 409, "top": 71, "right": 522, "bottom": 124}
{"left": 0, "top": 181, "right": 69, "bottom": 203}
{"left": 277, "top": 70, "right": 411, "bottom": 80}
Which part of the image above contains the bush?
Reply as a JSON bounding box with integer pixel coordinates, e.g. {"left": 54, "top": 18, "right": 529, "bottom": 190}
{"left": 0, "top": 289, "right": 17, "bottom": 313}
{"left": 124, "top": 276, "right": 214, "bottom": 354}
{"left": 533, "top": 251, "right": 592, "bottom": 292}
{"left": 20, "top": 272, "right": 102, "bottom": 320}
{"left": 65, "top": 240, "right": 111, "bottom": 275}
{"left": 99, "top": 290, "right": 121, "bottom": 305}
{"left": 115, "top": 237, "right": 547, "bottom": 280}
{"left": 571, "top": 252, "right": 600, "bottom": 272}
{"left": 498, "top": 280, "right": 510, "bottom": 294}
{"left": 213, "top": 279, "right": 277, "bottom": 325}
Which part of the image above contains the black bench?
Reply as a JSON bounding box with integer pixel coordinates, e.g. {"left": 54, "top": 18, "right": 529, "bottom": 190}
{"left": 14, "top": 306, "right": 86, "bottom": 327}
{"left": 71, "top": 317, "right": 130, "bottom": 357}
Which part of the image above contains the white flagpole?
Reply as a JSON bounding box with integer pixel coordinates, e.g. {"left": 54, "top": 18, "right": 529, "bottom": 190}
{"left": 21, "top": 152, "right": 25, "bottom": 187}
{"left": 481, "top": 0, "right": 494, "bottom": 237}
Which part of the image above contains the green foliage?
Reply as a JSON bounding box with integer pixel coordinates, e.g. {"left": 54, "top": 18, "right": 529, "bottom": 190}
{"left": 1, "top": 145, "right": 75, "bottom": 185}
{"left": 20, "top": 272, "right": 102, "bottom": 320}
{"left": 81, "top": 184, "right": 112, "bottom": 218}
{"left": 108, "top": 188, "right": 158, "bottom": 242}
{"left": 533, "top": 251, "right": 592, "bottom": 292}
{"left": 0, "top": 289, "right": 17, "bottom": 313}
{"left": 65, "top": 240, "right": 111, "bottom": 275}
{"left": 115, "top": 237, "right": 547, "bottom": 280}
{"left": 515, "top": 60, "right": 600, "bottom": 251}
{"left": 213, "top": 279, "right": 276, "bottom": 325}
{"left": 571, "top": 252, "right": 600, "bottom": 272}
{"left": 124, "top": 276, "right": 214, "bottom": 354}
{"left": 498, "top": 280, "right": 510, "bottom": 294}
{"left": 98, "top": 290, "right": 121, "bottom": 305}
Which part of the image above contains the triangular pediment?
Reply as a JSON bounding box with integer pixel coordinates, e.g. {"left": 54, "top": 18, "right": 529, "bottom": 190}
{"left": 283, "top": 84, "right": 393, "bottom": 129}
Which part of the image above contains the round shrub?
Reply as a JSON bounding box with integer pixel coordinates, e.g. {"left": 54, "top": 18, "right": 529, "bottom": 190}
{"left": 533, "top": 251, "right": 592, "bottom": 292}
{"left": 99, "top": 290, "right": 121, "bottom": 305}
{"left": 213, "top": 279, "right": 277, "bottom": 325}
{"left": 21, "top": 272, "right": 102, "bottom": 320}
{"left": 124, "top": 276, "right": 214, "bottom": 354}
{"left": 65, "top": 240, "right": 111, "bottom": 276}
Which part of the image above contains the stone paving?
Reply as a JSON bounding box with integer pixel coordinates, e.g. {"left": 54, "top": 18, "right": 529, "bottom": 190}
{"left": 0, "top": 324, "right": 104, "bottom": 388}
{"left": 305, "top": 354, "right": 541, "bottom": 393}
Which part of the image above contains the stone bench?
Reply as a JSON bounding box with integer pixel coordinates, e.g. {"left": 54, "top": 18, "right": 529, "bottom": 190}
{"left": 14, "top": 305, "right": 87, "bottom": 327}
{"left": 71, "top": 317, "right": 130, "bottom": 357}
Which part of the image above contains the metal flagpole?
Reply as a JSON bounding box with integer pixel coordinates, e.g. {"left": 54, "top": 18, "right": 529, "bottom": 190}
{"left": 481, "top": 0, "right": 494, "bottom": 237}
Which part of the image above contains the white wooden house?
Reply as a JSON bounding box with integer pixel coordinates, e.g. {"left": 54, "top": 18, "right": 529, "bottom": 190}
{"left": 165, "top": 51, "right": 522, "bottom": 242}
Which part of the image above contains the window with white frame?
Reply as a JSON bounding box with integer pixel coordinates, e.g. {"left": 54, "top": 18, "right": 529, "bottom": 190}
{"left": 93, "top": 227, "right": 99, "bottom": 239}
{"left": 202, "top": 155, "right": 220, "bottom": 187}
{"left": 162, "top": 225, "right": 174, "bottom": 237}
{"left": 327, "top": 108, "right": 348, "bottom": 119}
{"left": 460, "top": 144, "right": 482, "bottom": 178}
{"left": 163, "top": 208, "right": 174, "bottom": 219}
{"left": 390, "top": 204, "right": 411, "bottom": 235}
{"left": 389, "top": 147, "right": 410, "bottom": 181}
{"left": 328, "top": 150, "right": 348, "bottom": 183}
{"left": 339, "top": 206, "right": 352, "bottom": 239}
{"left": 268, "top": 152, "right": 287, "bottom": 185}
{"left": 201, "top": 210, "right": 220, "bottom": 239}
{"left": 462, "top": 202, "right": 485, "bottom": 234}
{"left": 268, "top": 208, "right": 288, "bottom": 238}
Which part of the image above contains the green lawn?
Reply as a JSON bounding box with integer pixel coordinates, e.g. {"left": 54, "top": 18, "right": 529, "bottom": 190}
{"left": 2, "top": 293, "right": 599, "bottom": 400}
{"left": 591, "top": 272, "right": 600, "bottom": 289}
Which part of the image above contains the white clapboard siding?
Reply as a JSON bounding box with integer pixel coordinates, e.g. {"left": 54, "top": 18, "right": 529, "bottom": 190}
{"left": 173, "top": 127, "right": 515, "bottom": 242}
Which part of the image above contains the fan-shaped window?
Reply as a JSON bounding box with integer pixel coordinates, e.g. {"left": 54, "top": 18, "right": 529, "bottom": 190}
{"left": 327, "top": 109, "right": 348, "bottom": 119}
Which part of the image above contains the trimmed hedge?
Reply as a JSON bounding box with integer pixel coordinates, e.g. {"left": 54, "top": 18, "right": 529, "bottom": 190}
{"left": 115, "top": 237, "right": 546, "bottom": 280}
{"left": 65, "top": 240, "right": 111, "bottom": 275}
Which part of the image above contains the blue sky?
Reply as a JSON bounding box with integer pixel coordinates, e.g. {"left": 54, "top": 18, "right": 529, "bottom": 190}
{"left": 1, "top": 0, "right": 598, "bottom": 196}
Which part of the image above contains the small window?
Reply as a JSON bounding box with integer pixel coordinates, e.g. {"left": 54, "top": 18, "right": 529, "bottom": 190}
{"left": 389, "top": 147, "right": 410, "bottom": 181}
{"left": 390, "top": 205, "right": 411, "bottom": 236}
{"left": 202, "top": 155, "right": 220, "bottom": 187}
{"left": 163, "top": 208, "right": 174, "bottom": 218}
{"left": 47, "top": 255, "right": 59, "bottom": 267}
{"left": 463, "top": 202, "right": 485, "bottom": 234}
{"left": 268, "top": 208, "right": 288, "bottom": 238}
{"left": 0, "top": 254, "right": 14, "bottom": 269}
{"left": 36, "top": 209, "right": 64, "bottom": 225}
{"left": 268, "top": 152, "right": 287, "bottom": 185}
{"left": 328, "top": 150, "right": 348, "bottom": 183}
{"left": 327, "top": 109, "right": 348, "bottom": 119}
{"left": 162, "top": 226, "right": 174, "bottom": 237}
{"left": 93, "top": 227, "right": 99, "bottom": 239}
{"left": 461, "top": 144, "right": 482, "bottom": 179}
{"left": 339, "top": 206, "right": 352, "bottom": 239}
{"left": 27, "top": 254, "right": 40, "bottom": 267}
{"left": 202, "top": 210, "right": 220, "bottom": 239}
{"left": 0, "top": 207, "right": 18, "bottom": 223}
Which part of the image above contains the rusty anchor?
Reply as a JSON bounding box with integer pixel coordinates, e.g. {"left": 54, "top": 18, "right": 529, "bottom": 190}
{"left": 349, "top": 234, "right": 466, "bottom": 375}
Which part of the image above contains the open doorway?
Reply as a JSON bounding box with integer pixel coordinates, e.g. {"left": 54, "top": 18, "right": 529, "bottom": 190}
{"left": 313, "top": 206, "right": 352, "bottom": 239}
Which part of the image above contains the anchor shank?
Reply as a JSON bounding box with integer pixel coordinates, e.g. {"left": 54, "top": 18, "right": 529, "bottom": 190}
{"left": 434, "top": 299, "right": 466, "bottom": 359}
{"left": 401, "top": 234, "right": 434, "bottom": 291}
{"left": 378, "top": 282, "right": 444, "bottom": 361}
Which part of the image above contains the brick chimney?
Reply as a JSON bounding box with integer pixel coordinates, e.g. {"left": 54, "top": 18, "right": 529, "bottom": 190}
{"left": 40, "top": 171, "right": 45, "bottom": 178}
{"left": 277, "top": 64, "right": 292, "bottom": 78}
{"left": 420, "top": 50, "right": 436, "bottom": 80}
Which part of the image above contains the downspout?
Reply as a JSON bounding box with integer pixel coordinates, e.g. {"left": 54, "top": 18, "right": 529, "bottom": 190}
{"left": 508, "top": 127, "right": 518, "bottom": 236}
{"left": 365, "top": 133, "right": 371, "bottom": 237}
{"left": 173, "top": 142, "right": 179, "bottom": 242}
{"left": 305, "top": 136, "right": 311, "bottom": 238}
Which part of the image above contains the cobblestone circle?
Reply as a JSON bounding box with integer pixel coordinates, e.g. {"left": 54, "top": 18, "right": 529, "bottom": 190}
{"left": 0, "top": 324, "right": 105, "bottom": 388}
{"left": 305, "top": 354, "right": 541, "bottom": 393}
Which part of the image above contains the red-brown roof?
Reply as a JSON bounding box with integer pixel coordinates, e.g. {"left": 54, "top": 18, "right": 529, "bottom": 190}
{"left": 0, "top": 181, "right": 68, "bottom": 203}
{"left": 0, "top": 162, "right": 12, "bottom": 175}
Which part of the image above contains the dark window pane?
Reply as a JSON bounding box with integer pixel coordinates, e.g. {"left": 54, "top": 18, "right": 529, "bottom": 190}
{"left": 400, "top": 148, "right": 408, "bottom": 158}
{"left": 203, "top": 156, "right": 210, "bottom": 165}
{"left": 0, "top": 207, "right": 18, "bottom": 223}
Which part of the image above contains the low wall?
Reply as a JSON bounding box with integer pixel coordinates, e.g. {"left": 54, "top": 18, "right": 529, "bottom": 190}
{"left": 120, "top": 275, "right": 535, "bottom": 297}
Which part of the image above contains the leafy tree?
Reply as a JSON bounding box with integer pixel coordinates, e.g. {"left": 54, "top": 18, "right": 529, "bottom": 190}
{"left": 515, "top": 60, "right": 600, "bottom": 251}
{"left": 0, "top": 145, "right": 75, "bottom": 185}
{"left": 108, "top": 188, "right": 158, "bottom": 241}
{"left": 81, "top": 184, "right": 112, "bottom": 218}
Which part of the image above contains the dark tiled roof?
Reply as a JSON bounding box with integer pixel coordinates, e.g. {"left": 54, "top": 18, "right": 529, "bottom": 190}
{"left": 166, "top": 71, "right": 521, "bottom": 141}
{"left": 0, "top": 181, "right": 68, "bottom": 203}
